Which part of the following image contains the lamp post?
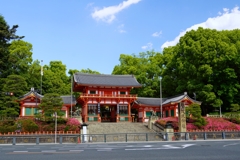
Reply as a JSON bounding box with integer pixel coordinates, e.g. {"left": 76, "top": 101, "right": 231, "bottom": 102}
{"left": 159, "top": 76, "right": 162, "bottom": 119}
{"left": 71, "top": 75, "right": 73, "bottom": 118}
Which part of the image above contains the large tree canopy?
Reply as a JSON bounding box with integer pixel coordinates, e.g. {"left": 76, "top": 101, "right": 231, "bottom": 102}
{"left": 0, "top": 15, "right": 23, "bottom": 78}
{"left": 112, "top": 51, "right": 164, "bottom": 97}
{"left": 162, "top": 27, "right": 240, "bottom": 114}
{"left": 42, "top": 61, "right": 70, "bottom": 95}
{"left": 8, "top": 40, "right": 33, "bottom": 75}
{"left": 0, "top": 75, "right": 28, "bottom": 117}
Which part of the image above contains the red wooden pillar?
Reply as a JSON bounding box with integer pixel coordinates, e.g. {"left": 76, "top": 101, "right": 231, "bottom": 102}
{"left": 83, "top": 103, "right": 88, "bottom": 122}
{"left": 128, "top": 103, "right": 131, "bottom": 122}
{"left": 174, "top": 105, "right": 177, "bottom": 117}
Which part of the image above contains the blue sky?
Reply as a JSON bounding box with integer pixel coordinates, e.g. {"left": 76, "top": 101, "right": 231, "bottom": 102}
{"left": 1, "top": 0, "right": 240, "bottom": 74}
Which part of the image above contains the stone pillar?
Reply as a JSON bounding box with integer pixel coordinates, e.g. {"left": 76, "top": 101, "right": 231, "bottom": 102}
{"left": 81, "top": 123, "right": 88, "bottom": 143}
{"left": 164, "top": 128, "right": 174, "bottom": 141}
{"left": 178, "top": 102, "right": 186, "bottom": 132}
{"left": 128, "top": 104, "right": 131, "bottom": 122}
{"left": 148, "top": 116, "right": 158, "bottom": 129}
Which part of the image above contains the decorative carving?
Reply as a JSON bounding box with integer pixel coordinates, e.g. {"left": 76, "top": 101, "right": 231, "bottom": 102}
{"left": 73, "top": 107, "right": 81, "bottom": 116}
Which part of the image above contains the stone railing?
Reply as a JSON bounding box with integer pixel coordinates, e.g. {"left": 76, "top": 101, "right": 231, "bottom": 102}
{"left": 206, "top": 114, "right": 239, "bottom": 118}
{"left": 206, "top": 114, "right": 224, "bottom": 118}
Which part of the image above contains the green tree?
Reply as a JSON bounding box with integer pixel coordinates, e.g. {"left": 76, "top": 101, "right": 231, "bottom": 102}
{"left": 27, "top": 60, "right": 42, "bottom": 91}
{"left": 187, "top": 103, "right": 207, "bottom": 128}
{"left": 0, "top": 15, "right": 24, "bottom": 94}
{"left": 8, "top": 40, "right": 33, "bottom": 75}
{"left": 68, "top": 69, "right": 79, "bottom": 77}
{"left": 162, "top": 27, "right": 240, "bottom": 114}
{"left": 43, "top": 61, "right": 70, "bottom": 95}
{"left": 112, "top": 51, "right": 164, "bottom": 97}
{"left": 38, "top": 93, "right": 63, "bottom": 121}
{"left": 79, "top": 68, "right": 100, "bottom": 74}
{"left": 0, "top": 75, "right": 28, "bottom": 117}
{"left": 228, "top": 104, "right": 240, "bottom": 118}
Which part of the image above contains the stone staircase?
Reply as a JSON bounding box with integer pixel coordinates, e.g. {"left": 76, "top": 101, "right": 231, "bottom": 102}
{"left": 87, "top": 122, "right": 154, "bottom": 134}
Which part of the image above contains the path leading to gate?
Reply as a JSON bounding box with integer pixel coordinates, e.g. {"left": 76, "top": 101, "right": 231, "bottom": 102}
{"left": 87, "top": 122, "right": 154, "bottom": 134}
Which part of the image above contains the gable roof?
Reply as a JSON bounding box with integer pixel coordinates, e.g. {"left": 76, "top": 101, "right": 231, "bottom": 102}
{"left": 74, "top": 73, "right": 142, "bottom": 87}
{"left": 19, "top": 88, "right": 43, "bottom": 100}
{"left": 61, "top": 95, "right": 76, "bottom": 105}
{"left": 135, "top": 92, "right": 201, "bottom": 106}
{"left": 162, "top": 92, "right": 201, "bottom": 105}
{"left": 20, "top": 88, "right": 76, "bottom": 105}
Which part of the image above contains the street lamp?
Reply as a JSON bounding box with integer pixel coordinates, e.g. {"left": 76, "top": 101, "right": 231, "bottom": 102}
{"left": 159, "top": 76, "right": 162, "bottom": 119}
{"left": 71, "top": 75, "right": 73, "bottom": 118}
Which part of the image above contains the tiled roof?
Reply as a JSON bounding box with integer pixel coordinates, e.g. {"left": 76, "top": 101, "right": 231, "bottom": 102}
{"left": 20, "top": 89, "right": 76, "bottom": 105}
{"left": 74, "top": 73, "right": 142, "bottom": 87}
{"left": 19, "top": 89, "right": 43, "bottom": 99}
{"left": 61, "top": 95, "right": 76, "bottom": 105}
{"left": 135, "top": 97, "right": 167, "bottom": 106}
{"left": 136, "top": 92, "right": 201, "bottom": 106}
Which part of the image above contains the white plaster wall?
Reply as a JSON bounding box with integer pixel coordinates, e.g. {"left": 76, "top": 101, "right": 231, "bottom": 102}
{"left": 22, "top": 107, "right": 25, "bottom": 116}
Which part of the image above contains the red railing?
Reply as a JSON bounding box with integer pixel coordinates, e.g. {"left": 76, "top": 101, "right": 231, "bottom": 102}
{"left": 0, "top": 131, "right": 80, "bottom": 136}
{"left": 80, "top": 93, "right": 137, "bottom": 98}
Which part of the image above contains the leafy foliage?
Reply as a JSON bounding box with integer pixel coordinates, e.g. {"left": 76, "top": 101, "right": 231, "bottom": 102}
{"left": 0, "top": 75, "right": 28, "bottom": 117}
{"left": 0, "top": 15, "right": 24, "bottom": 79}
{"left": 162, "top": 27, "right": 240, "bottom": 114}
{"left": 187, "top": 103, "right": 207, "bottom": 128}
{"left": 112, "top": 51, "right": 164, "bottom": 97}
{"left": 42, "top": 61, "right": 70, "bottom": 95}
{"left": 38, "top": 93, "right": 63, "bottom": 121}
{"left": 16, "top": 118, "right": 39, "bottom": 132}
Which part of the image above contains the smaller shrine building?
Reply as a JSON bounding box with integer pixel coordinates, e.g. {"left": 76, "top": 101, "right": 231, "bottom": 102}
{"left": 132, "top": 92, "right": 201, "bottom": 122}
{"left": 19, "top": 88, "right": 76, "bottom": 118}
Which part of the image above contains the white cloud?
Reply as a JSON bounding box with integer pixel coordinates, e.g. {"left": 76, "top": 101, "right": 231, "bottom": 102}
{"left": 91, "top": 0, "right": 141, "bottom": 23}
{"left": 161, "top": 6, "right": 240, "bottom": 49}
{"left": 118, "top": 24, "right": 126, "bottom": 33}
{"left": 152, "top": 31, "right": 162, "bottom": 37}
{"left": 142, "top": 42, "right": 153, "bottom": 50}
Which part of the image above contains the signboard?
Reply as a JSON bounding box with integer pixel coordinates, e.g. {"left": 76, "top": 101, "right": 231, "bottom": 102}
{"left": 178, "top": 102, "right": 186, "bottom": 132}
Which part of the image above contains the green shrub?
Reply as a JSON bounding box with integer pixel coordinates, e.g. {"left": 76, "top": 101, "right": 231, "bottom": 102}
{"left": 187, "top": 103, "right": 207, "bottom": 128}
{"left": 57, "top": 118, "right": 67, "bottom": 124}
{"left": 42, "top": 124, "right": 55, "bottom": 131}
{"left": 0, "top": 125, "right": 16, "bottom": 134}
{"left": 64, "top": 125, "right": 70, "bottom": 132}
{"left": 16, "top": 118, "right": 39, "bottom": 132}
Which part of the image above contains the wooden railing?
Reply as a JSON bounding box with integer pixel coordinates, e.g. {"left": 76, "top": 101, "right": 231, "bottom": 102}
{"left": 80, "top": 93, "right": 137, "bottom": 98}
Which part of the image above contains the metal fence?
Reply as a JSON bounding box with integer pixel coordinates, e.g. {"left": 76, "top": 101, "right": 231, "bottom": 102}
{"left": 170, "top": 131, "right": 240, "bottom": 141}
{"left": 0, "top": 131, "right": 240, "bottom": 145}
{"left": 0, "top": 134, "right": 79, "bottom": 145}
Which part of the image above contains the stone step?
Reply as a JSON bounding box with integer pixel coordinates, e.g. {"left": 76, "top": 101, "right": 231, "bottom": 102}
{"left": 87, "top": 122, "right": 153, "bottom": 134}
